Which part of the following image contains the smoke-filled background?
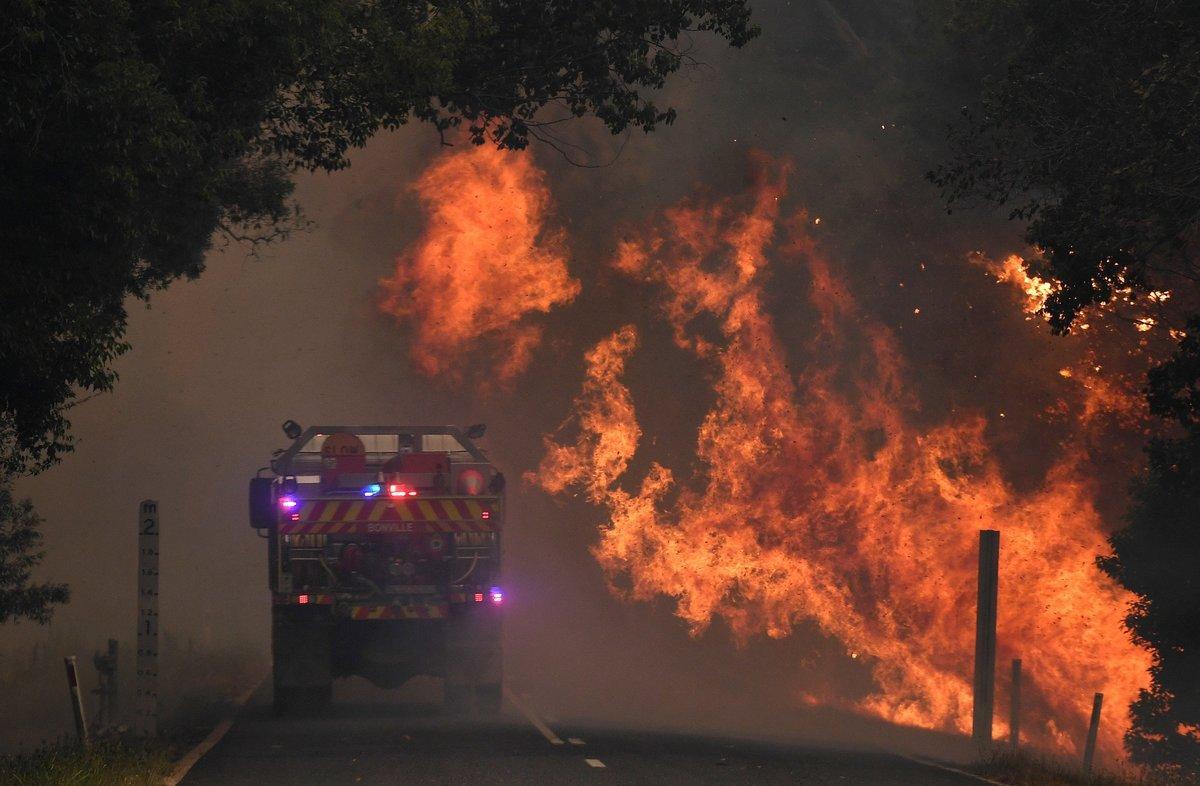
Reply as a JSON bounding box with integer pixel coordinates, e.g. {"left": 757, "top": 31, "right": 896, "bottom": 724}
{"left": 5, "top": 0, "right": 1167, "bottom": 763}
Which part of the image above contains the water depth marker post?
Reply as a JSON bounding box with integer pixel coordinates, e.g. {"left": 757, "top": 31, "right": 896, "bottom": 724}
{"left": 137, "top": 499, "right": 160, "bottom": 736}
{"left": 972, "top": 529, "right": 1000, "bottom": 745}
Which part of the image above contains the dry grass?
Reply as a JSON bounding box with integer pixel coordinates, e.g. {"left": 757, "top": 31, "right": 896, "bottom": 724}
{"left": 973, "top": 747, "right": 1198, "bottom": 786}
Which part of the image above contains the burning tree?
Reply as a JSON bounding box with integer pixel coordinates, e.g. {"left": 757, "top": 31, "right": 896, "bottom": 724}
{"left": 525, "top": 155, "right": 1151, "bottom": 756}
{"left": 933, "top": 0, "right": 1200, "bottom": 769}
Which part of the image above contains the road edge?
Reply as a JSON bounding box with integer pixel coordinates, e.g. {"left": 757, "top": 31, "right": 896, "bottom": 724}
{"left": 898, "top": 753, "right": 1009, "bottom": 785}
{"left": 162, "top": 673, "right": 267, "bottom": 786}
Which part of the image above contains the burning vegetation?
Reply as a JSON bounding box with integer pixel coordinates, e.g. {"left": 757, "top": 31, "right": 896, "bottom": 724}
{"left": 380, "top": 144, "right": 580, "bottom": 387}
{"left": 388, "top": 147, "right": 1156, "bottom": 758}
{"left": 532, "top": 156, "right": 1153, "bottom": 755}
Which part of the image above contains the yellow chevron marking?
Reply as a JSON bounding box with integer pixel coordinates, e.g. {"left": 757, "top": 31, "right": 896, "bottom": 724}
{"left": 370, "top": 502, "right": 386, "bottom": 521}
{"left": 465, "top": 500, "right": 482, "bottom": 519}
{"left": 418, "top": 500, "right": 438, "bottom": 520}
{"left": 320, "top": 503, "right": 340, "bottom": 522}
{"left": 397, "top": 502, "right": 415, "bottom": 521}
{"left": 345, "top": 501, "right": 364, "bottom": 521}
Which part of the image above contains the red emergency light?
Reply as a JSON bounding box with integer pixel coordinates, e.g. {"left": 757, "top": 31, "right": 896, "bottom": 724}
{"left": 387, "top": 484, "right": 418, "bottom": 498}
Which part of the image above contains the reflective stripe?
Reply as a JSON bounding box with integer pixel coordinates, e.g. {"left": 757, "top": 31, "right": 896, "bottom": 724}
{"left": 283, "top": 498, "right": 496, "bottom": 527}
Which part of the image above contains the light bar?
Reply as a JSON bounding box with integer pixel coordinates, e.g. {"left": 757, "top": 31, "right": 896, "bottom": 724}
{"left": 279, "top": 496, "right": 299, "bottom": 510}
{"left": 387, "top": 483, "right": 418, "bottom": 498}
{"left": 362, "top": 483, "right": 382, "bottom": 497}
{"left": 489, "top": 586, "right": 503, "bottom": 605}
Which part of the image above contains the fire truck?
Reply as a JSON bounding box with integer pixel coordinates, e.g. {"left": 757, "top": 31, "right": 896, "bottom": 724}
{"left": 249, "top": 424, "right": 504, "bottom": 715}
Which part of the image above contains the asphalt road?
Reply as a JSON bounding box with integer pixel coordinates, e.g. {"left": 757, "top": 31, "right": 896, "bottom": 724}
{"left": 180, "top": 681, "right": 984, "bottom": 785}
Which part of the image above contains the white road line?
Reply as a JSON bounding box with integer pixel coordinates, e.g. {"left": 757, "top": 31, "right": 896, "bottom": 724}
{"left": 899, "top": 754, "right": 1008, "bottom": 785}
{"left": 568, "top": 737, "right": 586, "bottom": 746}
{"left": 585, "top": 758, "right": 606, "bottom": 768}
{"left": 503, "top": 687, "right": 564, "bottom": 745}
{"left": 162, "top": 674, "right": 266, "bottom": 786}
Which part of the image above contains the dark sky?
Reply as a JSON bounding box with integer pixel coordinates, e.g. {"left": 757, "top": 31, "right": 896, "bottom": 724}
{"left": 7, "top": 0, "right": 1143, "bottom": 746}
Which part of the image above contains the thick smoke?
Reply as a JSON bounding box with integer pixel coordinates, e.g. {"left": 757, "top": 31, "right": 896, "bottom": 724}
{"left": 6, "top": 0, "right": 1166, "bottom": 764}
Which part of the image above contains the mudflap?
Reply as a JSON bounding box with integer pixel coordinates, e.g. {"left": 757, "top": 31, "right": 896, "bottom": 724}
{"left": 444, "top": 611, "right": 503, "bottom": 715}
{"left": 273, "top": 604, "right": 334, "bottom": 715}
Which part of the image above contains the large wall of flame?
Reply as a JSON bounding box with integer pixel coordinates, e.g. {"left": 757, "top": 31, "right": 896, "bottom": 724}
{"left": 531, "top": 156, "right": 1151, "bottom": 755}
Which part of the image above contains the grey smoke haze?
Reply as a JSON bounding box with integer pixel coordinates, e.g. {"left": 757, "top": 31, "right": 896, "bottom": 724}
{"left": 6, "top": 0, "right": 1132, "bottom": 750}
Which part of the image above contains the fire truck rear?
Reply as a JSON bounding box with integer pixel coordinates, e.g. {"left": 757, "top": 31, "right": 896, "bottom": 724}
{"left": 249, "top": 424, "right": 504, "bottom": 714}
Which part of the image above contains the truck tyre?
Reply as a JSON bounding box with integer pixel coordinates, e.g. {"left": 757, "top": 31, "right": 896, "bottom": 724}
{"left": 273, "top": 683, "right": 332, "bottom": 715}
{"left": 444, "top": 682, "right": 471, "bottom": 714}
{"left": 272, "top": 606, "right": 333, "bottom": 716}
{"left": 475, "top": 681, "right": 502, "bottom": 715}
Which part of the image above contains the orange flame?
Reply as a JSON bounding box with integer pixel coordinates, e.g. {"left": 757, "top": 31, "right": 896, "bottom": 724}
{"left": 975, "top": 252, "right": 1056, "bottom": 318}
{"left": 380, "top": 144, "right": 580, "bottom": 385}
{"left": 533, "top": 156, "right": 1150, "bottom": 756}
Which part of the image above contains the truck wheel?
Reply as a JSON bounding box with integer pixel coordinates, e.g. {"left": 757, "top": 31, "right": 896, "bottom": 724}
{"left": 444, "top": 682, "right": 471, "bottom": 714}
{"left": 273, "top": 683, "right": 301, "bottom": 715}
{"left": 475, "top": 681, "right": 502, "bottom": 715}
{"left": 274, "top": 682, "right": 332, "bottom": 716}
{"left": 272, "top": 606, "right": 333, "bottom": 715}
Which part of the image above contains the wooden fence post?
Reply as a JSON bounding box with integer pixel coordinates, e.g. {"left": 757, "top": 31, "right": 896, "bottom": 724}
{"left": 63, "top": 656, "right": 90, "bottom": 748}
{"left": 972, "top": 530, "right": 1000, "bottom": 745}
{"left": 1009, "top": 658, "right": 1021, "bottom": 750}
{"left": 1083, "top": 692, "right": 1103, "bottom": 776}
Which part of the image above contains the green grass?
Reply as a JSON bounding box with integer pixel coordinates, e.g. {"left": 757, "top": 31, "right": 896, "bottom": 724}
{"left": 972, "top": 746, "right": 1198, "bottom": 786}
{"left": 0, "top": 642, "right": 266, "bottom": 784}
{"left": 0, "top": 739, "right": 173, "bottom": 786}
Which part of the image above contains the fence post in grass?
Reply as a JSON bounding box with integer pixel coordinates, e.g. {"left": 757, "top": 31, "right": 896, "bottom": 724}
{"left": 64, "top": 655, "right": 90, "bottom": 748}
{"left": 972, "top": 530, "right": 1000, "bottom": 746}
{"left": 1009, "top": 658, "right": 1021, "bottom": 750}
{"left": 1083, "top": 692, "right": 1103, "bottom": 776}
